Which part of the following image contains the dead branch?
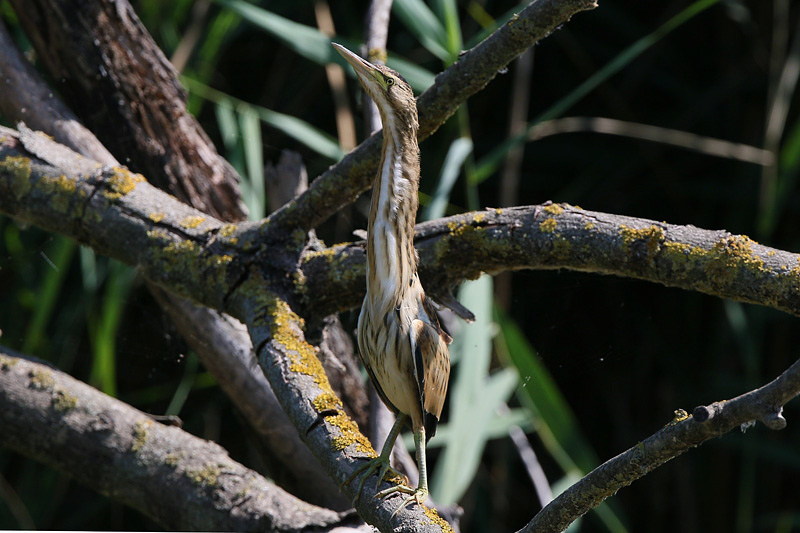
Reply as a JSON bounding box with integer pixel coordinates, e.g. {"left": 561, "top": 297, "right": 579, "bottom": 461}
{"left": 519, "top": 358, "right": 800, "bottom": 533}
{"left": 0, "top": 346, "right": 349, "bottom": 531}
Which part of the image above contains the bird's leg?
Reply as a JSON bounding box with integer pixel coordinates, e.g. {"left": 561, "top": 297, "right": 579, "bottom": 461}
{"left": 376, "top": 426, "right": 429, "bottom": 518}
{"left": 343, "top": 413, "right": 409, "bottom": 505}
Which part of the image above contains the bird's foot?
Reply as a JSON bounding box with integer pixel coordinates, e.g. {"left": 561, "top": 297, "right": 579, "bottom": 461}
{"left": 342, "top": 456, "right": 407, "bottom": 506}
{"left": 376, "top": 484, "right": 428, "bottom": 518}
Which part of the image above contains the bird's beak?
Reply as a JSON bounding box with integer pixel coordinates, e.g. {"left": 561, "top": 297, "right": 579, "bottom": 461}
{"left": 332, "top": 43, "right": 383, "bottom": 87}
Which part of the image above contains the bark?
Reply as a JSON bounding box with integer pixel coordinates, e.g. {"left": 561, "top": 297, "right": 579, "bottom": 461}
{"left": 150, "top": 287, "right": 350, "bottom": 511}
{"left": 300, "top": 203, "right": 800, "bottom": 320}
{"left": 4, "top": 0, "right": 797, "bottom": 531}
{"left": 0, "top": 21, "right": 118, "bottom": 164}
{"left": 9, "top": 0, "right": 247, "bottom": 221}
{"left": 0, "top": 346, "right": 348, "bottom": 531}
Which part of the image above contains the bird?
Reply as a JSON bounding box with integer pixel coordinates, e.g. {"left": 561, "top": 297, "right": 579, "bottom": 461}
{"left": 333, "top": 42, "right": 452, "bottom": 514}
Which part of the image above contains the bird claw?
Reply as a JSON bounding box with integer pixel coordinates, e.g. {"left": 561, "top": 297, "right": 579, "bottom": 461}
{"left": 375, "top": 484, "right": 428, "bottom": 519}
{"left": 342, "top": 456, "right": 406, "bottom": 506}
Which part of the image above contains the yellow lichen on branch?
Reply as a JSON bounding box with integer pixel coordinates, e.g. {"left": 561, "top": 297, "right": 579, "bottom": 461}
{"left": 179, "top": 215, "right": 206, "bottom": 229}
{"left": 312, "top": 393, "right": 375, "bottom": 455}
{"left": 0, "top": 155, "right": 32, "bottom": 199}
{"left": 103, "top": 167, "right": 146, "bottom": 200}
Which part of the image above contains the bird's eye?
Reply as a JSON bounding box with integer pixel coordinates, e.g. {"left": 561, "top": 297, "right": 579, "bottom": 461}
{"left": 385, "top": 77, "right": 395, "bottom": 87}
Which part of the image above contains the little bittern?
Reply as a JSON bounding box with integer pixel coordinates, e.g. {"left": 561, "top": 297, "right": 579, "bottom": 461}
{"left": 333, "top": 43, "right": 451, "bottom": 513}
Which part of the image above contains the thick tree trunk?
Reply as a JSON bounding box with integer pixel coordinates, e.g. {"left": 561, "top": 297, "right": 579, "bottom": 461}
{"left": 10, "top": 0, "right": 247, "bottom": 221}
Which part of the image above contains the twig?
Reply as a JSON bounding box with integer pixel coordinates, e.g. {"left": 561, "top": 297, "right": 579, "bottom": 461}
{"left": 498, "top": 404, "right": 552, "bottom": 508}
{"left": 527, "top": 116, "right": 775, "bottom": 166}
{"left": 518, "top": 358, "right": 800, "bottom": 533}
{"left": 496, "top": 47, "right": 535, "bottom": 310}
{"left": 170, "top": 0, "right": 211, "bottom": 73}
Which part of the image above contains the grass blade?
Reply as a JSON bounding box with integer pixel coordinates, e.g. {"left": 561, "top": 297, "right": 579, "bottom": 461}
{"left": 22, "top": 236, "right": 76, "bottom": 355}
{"left": 239, "top": 107, "right": 265, "bottom": 220}
{"left": 431, "top": 275, "right": 522, "bottom": 504}
{"left": 472, "top": 0, "right": 722, "bottom": 184}
{"left": 88, "top": 260, "right": 135, "bottom": 397}
{"left": 422, "top": 137, "right": 472, "bottom": 221}
{"left": 215, "top": 0, "right": 333, "bottom": 63}
{"left": 393, "top": 0, "right": 450, "bottom": 61}
{"left": 185, "top": 77, "right": 344, "bottom": 160}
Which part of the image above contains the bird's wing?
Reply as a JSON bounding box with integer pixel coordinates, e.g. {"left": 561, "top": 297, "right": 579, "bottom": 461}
{"left": 410, "top": 309, "right": 451, "bottom": 441}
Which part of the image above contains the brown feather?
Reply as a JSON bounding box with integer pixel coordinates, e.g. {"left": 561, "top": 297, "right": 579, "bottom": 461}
{"left": 337, "top": 42, "right": 451, "bottom": 469}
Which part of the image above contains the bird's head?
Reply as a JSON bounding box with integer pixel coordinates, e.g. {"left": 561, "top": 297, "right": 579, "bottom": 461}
{"left": 332, "top": 43, "right": 417, "bottom": 130}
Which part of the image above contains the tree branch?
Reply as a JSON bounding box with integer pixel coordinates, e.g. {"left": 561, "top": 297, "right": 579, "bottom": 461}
{"left": 4, "top": 130, "right": 800, "bottom": 322}
{"left": 9, "top": 0, "right": 247, "bottom": 221}
{"left": 8, "top": 127, "right": 800, "bottom": 530}
{"left": 0, "top": 346, "right": 348, "bottom": 531}
{"left": 0, "top": 9, "right": 347, "bottom": 508}
{"left": 0, "top": 126, "right": 455, "bottom": 531}
{"left": 519, "top": 358, "right": 800, "bottom": 533}
{"left": 300, "top": 204, "right": 800, "bottom": 320}
{"left": 264, "top": 0, "right": 597, "bottom": 235}
{"left": 0, "top": 20, "right": 118, "bottom": 164}
{"left": 226, "top": 290, "right": 454, "bottom": 532}
{"left": 149, "top": 286, "right": 349, "bottom": 510}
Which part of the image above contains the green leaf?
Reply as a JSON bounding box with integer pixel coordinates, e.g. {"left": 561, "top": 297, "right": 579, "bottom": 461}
{"left": 239, "top": 107, "right": 265, "bottom": 220}
{"left": 471, "top": 0, "right": 722, "bottom": 184}
{"left": 431, "top": 366, "right": 518, "bottom": 504}
{"left": 431, "top": 275, "right": 522, "bottom": 505}
{"left": 419, "top": 407, "right": 532, "bottom": 448}
{"left": 422, "top": 137, "right": 472, "bottom": 221}
{"left": 255, "top": 107, "right": 344, "bottom": 160}
{"left": 215, "top": 0, "right": 334, "bottom": 64}
{"left": 88, "top": 260, "right": 135, "bottom": 397}
{"left": 393, "top": 0, "right": 450, "bottom": 61}
{"left": 496, "top": 310, "right": 630, "bottom": 532}
{"left": 22, "top": 236, "right": 76, "bottom": 355}
{"left": 496, "top": 309, "right": 596, "bottom": 472}
{"left": 185, "top": 77, "right": 344, "bottom": 161}
{"left": 435, "top": 0, "right": 463, "bottom": 58}
{"left": 165, "top": 352, "right": 200, "bottom": 416}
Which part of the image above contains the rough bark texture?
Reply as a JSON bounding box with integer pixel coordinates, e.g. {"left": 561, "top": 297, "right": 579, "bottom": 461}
{"left": 0, "top": 347, "right": 346, "bottom": 531}
{"left": 9, "top": 0, "right": 247, "bottom": 221}
{"left": 150, "top": 286, "right": 351, "bottom": 511}
{"left": 299, "top": 203, "right": 800, "bottom": 320}
{"left": 0, "top": 21, "right": 118, "bottom": 164}
{"left": 5, "top": 126, "right": 800, "bottom": 531}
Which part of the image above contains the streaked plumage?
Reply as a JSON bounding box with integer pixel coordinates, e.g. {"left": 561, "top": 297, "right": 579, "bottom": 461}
{"left": 334, "top": 43, "right": 451, "bottom": 512}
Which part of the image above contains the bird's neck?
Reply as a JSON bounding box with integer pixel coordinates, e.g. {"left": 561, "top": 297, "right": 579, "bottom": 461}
{"left": 365, "top": 112, "right": 421, "bottom": 311}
